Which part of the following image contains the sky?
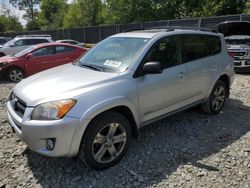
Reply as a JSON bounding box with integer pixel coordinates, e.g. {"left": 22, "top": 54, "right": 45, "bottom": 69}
{"left": 0, "top": 0, "right": 73, "bottom": 26}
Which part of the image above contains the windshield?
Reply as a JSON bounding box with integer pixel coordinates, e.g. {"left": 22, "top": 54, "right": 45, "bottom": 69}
{"left": 76, "top": 37, "right": 149, "bottom": 72}
{"left": 226, "top": 38, "right": 250, "bottom": 45}
{"left": 11, "top": 45, "right": 36, "bottom": 57}
{"left": 3, "top": 38, "right": 16, "bottom": 47}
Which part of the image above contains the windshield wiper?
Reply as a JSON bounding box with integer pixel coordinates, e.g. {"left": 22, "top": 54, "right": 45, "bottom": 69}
{"left": 80, "top": 63, "right": 103, "bottom": 72}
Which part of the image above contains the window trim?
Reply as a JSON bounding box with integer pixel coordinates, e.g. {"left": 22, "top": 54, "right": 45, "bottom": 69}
{"left": 133, "top": 35, "right": 182, "bottom": 78}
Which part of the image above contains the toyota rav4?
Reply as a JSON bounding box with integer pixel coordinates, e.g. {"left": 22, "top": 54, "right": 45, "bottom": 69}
{"left": 7, "top": 29, "right": 235, "bottom": 170}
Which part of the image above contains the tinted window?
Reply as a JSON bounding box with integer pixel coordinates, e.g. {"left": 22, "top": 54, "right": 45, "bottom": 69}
{"left": 28, "top": 39, "right": 49, "bottom": 45}
{"left": 144, "top": 36, "right": 180, "bottom": 69}
{"left": 181, "top": 35, "right": 221, "bottom": 63}
{"left": 32, "top": 46, "right": 55, "bottom": 57}
{"left": 14, "top": 39, "right": 29, "bottom": 46}
{"left": 56, "top": 46, "right": 75, "bottom": 54}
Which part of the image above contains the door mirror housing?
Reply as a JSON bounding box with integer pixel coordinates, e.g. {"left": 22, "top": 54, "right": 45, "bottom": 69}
{"left": 9, "top": 43, "right": 14, "bottom": 47}
{"left": 142, "top": 61, "right": 163, "bottom": 75}
{"left": 25, "top": 53, "right": 32, "bottom": 59}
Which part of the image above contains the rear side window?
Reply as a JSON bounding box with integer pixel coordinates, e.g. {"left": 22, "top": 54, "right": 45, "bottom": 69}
{"left": 181, "top": 35, "right": 221, "bottom": 63}
{"left": 28, "top": 39, "right": 49, "bottom": 45}
{"left": 56, "top": 46, "right": 75, "bottom": 54}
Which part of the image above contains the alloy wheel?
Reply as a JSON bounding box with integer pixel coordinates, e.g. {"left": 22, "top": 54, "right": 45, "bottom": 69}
{"left": 92, "top": 123, "right": 127, "bottom": 163}
{"left": 212, "top": 86, "right": 225, "bottom": 111}
{"left": 9, "top": 69, "right": 23, "bottom": 82}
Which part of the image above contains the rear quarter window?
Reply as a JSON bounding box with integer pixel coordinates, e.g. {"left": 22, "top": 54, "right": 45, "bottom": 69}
{"left": 181, "top": 34, "right": 221, "bottom": 63}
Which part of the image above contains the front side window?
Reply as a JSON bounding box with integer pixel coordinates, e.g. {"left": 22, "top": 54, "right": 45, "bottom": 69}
{"left": 14, "top": 39, "right": 28, "bottom": 46}
{"left": 56, "top": 46, "right": 75, "bottom": 54}
{"left": 76, "top": 37, "right": 149, "bottom": 72}
{"left": 144, "top": 36, "right": 180, "bottom": 69}
{"left": 32, "top": 46, "right": 55, "bottom": 57}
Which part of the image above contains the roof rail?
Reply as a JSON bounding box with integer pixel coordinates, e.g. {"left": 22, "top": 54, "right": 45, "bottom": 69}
{"left": 146, "top": 26, "right": 213, "bottom": 32}
{"left": 126, "top": 26, "right": 213, "bottom": 32}
{"left": 16, "top": 34, "right": 52, "bottom": 38}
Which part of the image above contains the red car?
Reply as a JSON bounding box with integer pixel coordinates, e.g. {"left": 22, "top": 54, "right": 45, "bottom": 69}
{"left": 0, "top": 43, "right": 87, "bottom": 82}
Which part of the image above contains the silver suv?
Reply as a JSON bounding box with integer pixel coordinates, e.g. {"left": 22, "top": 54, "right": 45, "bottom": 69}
{"left": 7, "top": 29, "right": 235, "bottom": 170}
{"left": 0, "top": 35, "right": 53, "bottom": 57}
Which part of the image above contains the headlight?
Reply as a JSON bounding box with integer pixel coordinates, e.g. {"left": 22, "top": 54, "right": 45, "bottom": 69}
{"left": 31, "top": 99, "right": 76, "bottom": 120}
{"left": 0, "top": 62, "right": 9, "bottom": 70}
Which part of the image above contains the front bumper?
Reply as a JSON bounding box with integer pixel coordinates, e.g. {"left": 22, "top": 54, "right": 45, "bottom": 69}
{"left": 7, "top": 101, "right": 82, "bottom": 157}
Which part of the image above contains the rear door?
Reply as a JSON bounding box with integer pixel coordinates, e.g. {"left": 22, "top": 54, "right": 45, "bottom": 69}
{"left": 54, "top": 45, "right": 77, "bottom": 65}
{"left": 180, "top": 34, "right": 222, "bottom": 101}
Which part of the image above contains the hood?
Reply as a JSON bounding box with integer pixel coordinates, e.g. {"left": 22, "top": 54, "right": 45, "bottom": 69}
{"left": 0, "top": 55, "right": 14, "bottom": 63}
{"left": 227, "top": 44, "right": 250, "bottom": 50}
{"left": 13, "top": 64, "right": 120, "bottom": 106}
{"left": 215, "top": 22, "right": 250, "bottom": 37}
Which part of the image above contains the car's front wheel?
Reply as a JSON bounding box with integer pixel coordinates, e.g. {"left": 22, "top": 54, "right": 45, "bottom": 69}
{"left": 7, "top": 67, "right": 24, "bottom": 82}
{"left": 78, "top": 111, "right": 131, "bottom": 170}
{"left": 201, "top": 80, "right": 227, "bottom": 114}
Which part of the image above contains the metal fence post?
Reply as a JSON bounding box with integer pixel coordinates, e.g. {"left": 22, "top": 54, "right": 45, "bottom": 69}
{"left": 99, "top": 25, "right": 102, "bottom": 41}
{"left": 240, "top": 14, "right": 243, "bottom": 21}
{"left": 198, "top": 18, "right": 201, "bottom": 30}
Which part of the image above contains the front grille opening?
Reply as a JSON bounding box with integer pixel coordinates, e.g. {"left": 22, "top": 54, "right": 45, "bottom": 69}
{"left": 9, "top": 93, "right": 27, "bottom": 118}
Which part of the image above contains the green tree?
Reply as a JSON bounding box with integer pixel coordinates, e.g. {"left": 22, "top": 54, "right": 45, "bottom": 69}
{"left": 39, "top": 0, "right": 68, "bottom": 29}
{"left": 9, "top": 0, "right": 40, "bottom": 20}
{"left": 0, "top": 15, "right": 22, "bottom": 32}
{"left": 26, "top": 19, "right": 40, "bottom": 30}
{"left": 64, "top": 0, "right": 102, "bottom": 28}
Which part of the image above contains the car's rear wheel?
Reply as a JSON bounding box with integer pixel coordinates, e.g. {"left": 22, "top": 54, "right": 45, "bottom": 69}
{"left": 0, "top": 53, "right": 5, "bottom": 57}
{"left": 7, "top": 67, "right": 24, "bottom": 82}
{"left": 201, "top": 80, "right": 227, "bottom": 114}
{"left": 78, "top": 111, "right": 131, "bottom": 170}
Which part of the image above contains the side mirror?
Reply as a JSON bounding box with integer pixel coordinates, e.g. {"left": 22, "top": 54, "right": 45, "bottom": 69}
{"left": 9, "top": 43, "right": 14, "bottom": 47}
{"left": 142, "top": 61, "right": 163, "bottom": 75}
{"left": 25, "top": 53, "right": 32, "bottom": 59}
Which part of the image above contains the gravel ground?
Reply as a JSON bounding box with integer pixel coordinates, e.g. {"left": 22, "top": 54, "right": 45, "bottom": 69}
{"left": 0, "top": 75, "right": 250, "bottom": 188}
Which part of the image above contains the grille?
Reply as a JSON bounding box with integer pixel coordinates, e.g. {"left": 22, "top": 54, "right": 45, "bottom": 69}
{"left": 234, "top": 61, "right": 241, "bottom": 66}
{"left": 9, "top": 93, "right": 27, "bottom": 118}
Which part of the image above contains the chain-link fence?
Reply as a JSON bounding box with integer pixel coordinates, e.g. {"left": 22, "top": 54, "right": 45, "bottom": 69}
{"left": 1, "top": 14, "right": 250, "bottom": 43}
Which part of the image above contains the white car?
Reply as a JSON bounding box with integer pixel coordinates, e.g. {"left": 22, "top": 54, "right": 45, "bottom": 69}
{"left": 0, "top": 35, "right": 53, "bottom": 57}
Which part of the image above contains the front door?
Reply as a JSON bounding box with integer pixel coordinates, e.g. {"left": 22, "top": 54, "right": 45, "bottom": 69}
{"left": 25, "top": 46, "right": 56, "bottom": 76}
{"left": 137, "top": 36, "right": 189, "bottom": 123}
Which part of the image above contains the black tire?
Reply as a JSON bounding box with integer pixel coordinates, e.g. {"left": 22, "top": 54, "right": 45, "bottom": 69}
{"left": 78, "top": 111, "right": 131, "bottom": 170}
{"left": 7, "top": 67, "right": 24, "bottom": 82}
{"left": 201, "top": 80, "right": 227, "bottom": 114}
{"left": 0, "top": 53, "right": 5, "bottom": 57}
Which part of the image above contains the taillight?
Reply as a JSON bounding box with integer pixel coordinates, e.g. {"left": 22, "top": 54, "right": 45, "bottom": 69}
{"left": 228, "top": 51, "right": 235, "bottom": 58}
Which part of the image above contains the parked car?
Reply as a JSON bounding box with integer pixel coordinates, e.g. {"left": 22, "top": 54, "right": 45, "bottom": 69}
{"left": 0, "top": 35, "right": 53, "bottom": 57}
{"left": 7, "top": 29, "right": 235, "bottom": 170}
{"left": 56, "top": 39, "right": 85, "bottom": 47}
{"left": 214, "top": 21, "right": 250, "bottom": 73}
{"left": 0, "top": 43, "right": 87, "bottom": 82}
{"left": 0, "top": 37, "right": 11, "bottom": 47}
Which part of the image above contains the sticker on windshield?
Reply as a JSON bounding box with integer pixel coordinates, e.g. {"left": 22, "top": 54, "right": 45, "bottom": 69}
{"left": 104, "top": 60, "right": 122, "bottom": 68}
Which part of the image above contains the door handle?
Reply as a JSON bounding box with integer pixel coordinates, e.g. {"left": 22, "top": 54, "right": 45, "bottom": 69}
{"left": 178, "top": 72, "right": 184, "bottom": 79}
{"left": 211, "top": 64, "right": 218, "bottom": 72}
